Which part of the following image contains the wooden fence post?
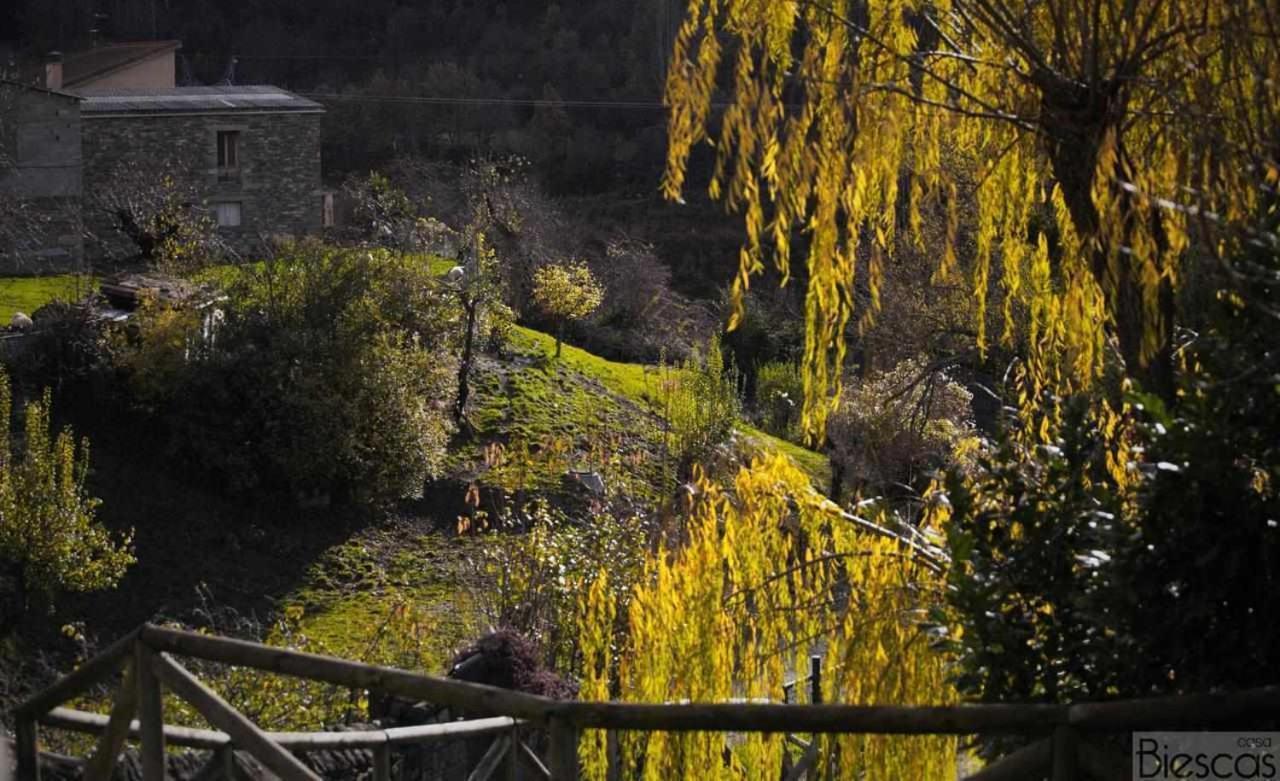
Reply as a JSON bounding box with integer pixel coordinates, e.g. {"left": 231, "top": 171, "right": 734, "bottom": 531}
{"left": 135, "top": 644, "right": 166, "bottom": 781}
{"left": 15, "top": 716, "right": 40, "bottom": 781}
{"left": 84, "top": 660, "right": 139, "bottom": 781}
{"left": 1051, "top": 725, "right": 1079, "bottom": 781}
{"left": 372, "top": 743, "right": 391, "bottom": 781}
{"left": 148, "top": 652, "right": 319, "bottom": 781}
{"left": 548, "top": 717, "right": 579, "bottom": 780}
{"left": 605, "top": 729, "right": 621, "bottom": 781}
{"left": 506, "top": 726, "right": 520, "bottom": 781}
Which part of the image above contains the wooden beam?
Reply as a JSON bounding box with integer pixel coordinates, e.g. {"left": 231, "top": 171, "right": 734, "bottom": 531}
{"left": 962, "top": 739, "right": 1052, "bottom": 781}
{"left": 15, "top": 717, "right": 40, "bottom": 781}
{"left": 519, "top": 741, "right": 552, "bottom": 780}
{"left": 372, "top": 743, "right": 391, "bottom": 781}
{"left": 1068, "top": 686, "right": 1280, "bottom": 730}
{"left": 605, "top": 730, "right": 620, "bottom": 781}
{"left": 16, "top": 629, "right": 140, "bottom": 718}
{"left": 141, "top": 625, "right": 555, "bottom": 723}
{"left": 84, "top": 660, "right": 139, "bottom": 781}
{"left": 135, "top": 645, "right": 165, "bottom": 781}
{"left": 384, "top": 717, "right": 518, "bottom": 745}
{"left": 1052, "top": 726, "right": 1079, "bottom": 781}
{"left": 148, "top": 652, "right": 320, "bottom": 781}
{"left": 40, "top": 707, "right": 517, "bottom": 751}
{"left": 466, "top": 736, "right": 510, "bottom": 781}
{"left": 189, "top": 747, "right": 233, "bottom": 781}
{"left": 549, "top": 701, "right": 1065, "bottom": 734}
{"left": 548, "top": 716, "right": 579, "bottom": 780}
{"left": 42, "top": 707, "right": 229, "bottom": 750}
{"left": 507, "top": 728, "right": 521, "bottom": 781}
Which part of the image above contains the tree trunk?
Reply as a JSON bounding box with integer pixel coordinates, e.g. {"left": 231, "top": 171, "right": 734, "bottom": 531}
{"left": 827, "top": 442, "right": 845, "bottom": 505}
{"left": 454, "top": 297, "right": 478, "bottom": 425}
{"left": 555, "top": 321, "right": 564, "bottom": 359}
{"left": 1041, "top": 84, "right": 1176, "bottom": 400}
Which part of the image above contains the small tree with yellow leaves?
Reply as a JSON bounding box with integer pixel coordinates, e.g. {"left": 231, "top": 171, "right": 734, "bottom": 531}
{"left": 0, "top": 369, "right": 133, "bottom": 623}
{"left": 531, "top": 261, "right": 604, "bottom": 358}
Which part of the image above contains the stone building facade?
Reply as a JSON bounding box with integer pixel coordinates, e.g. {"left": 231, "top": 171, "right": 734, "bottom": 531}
{"left": 0, "top": 81, "right": 85, "bottom": 274}
{"left": 3, "top": 40, "right": 325, "bottom": 272}
{"left": 79, "top": 86, "right": 324, "bottom": 259}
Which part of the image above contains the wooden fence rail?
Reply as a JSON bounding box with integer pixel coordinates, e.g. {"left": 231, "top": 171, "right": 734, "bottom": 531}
{"left": 10, "top": 623, "right": 1280, "bottom": 781}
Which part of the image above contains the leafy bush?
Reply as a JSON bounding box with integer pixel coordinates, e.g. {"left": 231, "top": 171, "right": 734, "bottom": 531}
{"left": 470, "top": 498, "right": 652, "bottom": 671}
{"left": 944, "top": 236, "right": 1280, "bottom": 728}
{"left": 0, "top": 369, "right": 133, "bottom": 621}
{"left": 754, "top": 359, "right": 804, "bottom": 441}
{"left": 112, "top": 245, "right": 458, "bottom": 505}
{"left": 661, "top": 334, "right": 742, "bottom": 471}
{"left": 827, "top": 356, "right": 974, "bottom": 498}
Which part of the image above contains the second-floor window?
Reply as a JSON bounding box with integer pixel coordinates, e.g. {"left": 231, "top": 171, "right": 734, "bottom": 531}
{"left": 216, "top": 130, "right": 240, "bottom": 180}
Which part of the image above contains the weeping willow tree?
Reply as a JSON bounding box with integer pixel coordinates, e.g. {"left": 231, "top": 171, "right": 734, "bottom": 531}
{"left": 662, "top": 0, "right": 1280, "bottom": 438}
{"left": 577, "top": 455, "right": 956, "bottom": 779}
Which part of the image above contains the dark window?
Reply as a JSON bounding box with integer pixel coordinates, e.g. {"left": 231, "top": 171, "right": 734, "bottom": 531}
{"left": 216, "top": 131, "right": 240, "bottom": 179}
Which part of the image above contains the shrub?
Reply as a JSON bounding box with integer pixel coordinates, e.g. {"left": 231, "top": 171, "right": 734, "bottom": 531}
{"left": 343, "top": 171, "right": 418, "bottom": 249}
{"left": 754, "top": 359, "right": 804, "bottom": 441}
{"left": 111, "top": 245, "right": 457, "bottom": 505}
{"left": 827, "top": 355, "right": 974, "bottom": 498}
{"left": 0, "top": 369, "right": 133, "bottom": 621}
{"left": 661, "top": 334, "right": 742, "bottom": 471}
{"left": 945, "top": 236, "right": 1280, "bottom": 724}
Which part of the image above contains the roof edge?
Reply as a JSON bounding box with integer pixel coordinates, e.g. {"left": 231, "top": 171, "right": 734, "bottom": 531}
{"left": 63, "top": 40, "right": 182, "bottom": 89}
{"left": 0, "top": 78, "right": 83, "bottom": 101}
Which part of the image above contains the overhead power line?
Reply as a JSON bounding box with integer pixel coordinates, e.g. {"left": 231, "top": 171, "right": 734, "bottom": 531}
{"left": 301, "top": 92, "right": 678, "bottom": 110}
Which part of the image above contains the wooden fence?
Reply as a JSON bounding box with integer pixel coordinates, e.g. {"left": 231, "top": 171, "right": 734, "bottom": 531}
{"left": 10, "top": 623, "right": 1280, "bottom": 780}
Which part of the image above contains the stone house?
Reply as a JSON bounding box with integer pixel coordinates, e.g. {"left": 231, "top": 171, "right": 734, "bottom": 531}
{"left": 0, "top": 80, "right": 85, "bottom": 272}
{"left": 79, "top": 85, "right": 324, "bottom": 259}
{"left": 1, "top": 40, "right": 325, "bottom": 272}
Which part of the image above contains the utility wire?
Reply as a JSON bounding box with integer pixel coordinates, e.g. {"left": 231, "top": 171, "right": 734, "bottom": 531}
{"left": 301, "top": 92, "right": 753, "bottom": 110}
{"left": 301, "top": 92, "right": 676, "bottom": 109}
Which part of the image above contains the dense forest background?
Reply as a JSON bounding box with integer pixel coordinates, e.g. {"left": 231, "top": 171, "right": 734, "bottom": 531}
{"left": 6, "top": 0, "right": 687, "bottom": 193}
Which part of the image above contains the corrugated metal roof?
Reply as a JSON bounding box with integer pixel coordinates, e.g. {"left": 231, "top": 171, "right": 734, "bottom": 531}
{"left": 79, "top": 85, "right": 324, "bottom": 115}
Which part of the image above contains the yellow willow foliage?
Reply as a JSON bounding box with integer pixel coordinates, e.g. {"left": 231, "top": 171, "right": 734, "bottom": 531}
{"left": 663, "top": 0, "right": 1279, "bottom": 441}
{"left": 576, "top": 455, "right": 956, "bottom": 780}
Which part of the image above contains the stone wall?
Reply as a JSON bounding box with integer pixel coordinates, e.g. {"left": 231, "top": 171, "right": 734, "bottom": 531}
{"left": 0, "top": 85, "right": 86, "bottom": 274}
{"left": 81, "top": 110, "right": 322, "bottom": 261}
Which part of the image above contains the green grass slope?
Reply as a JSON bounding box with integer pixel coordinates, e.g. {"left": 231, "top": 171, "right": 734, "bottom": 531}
{"left": 499, "top": 325, "right": 830, "bottom": 491}
{"left": 0, "top": 275, "right": 96, "bottom": 322}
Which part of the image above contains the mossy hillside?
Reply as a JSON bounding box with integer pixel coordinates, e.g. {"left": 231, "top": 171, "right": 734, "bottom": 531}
{"left": 280, "top": 524, "right": 486, "bottom": 673}
{"left": 451, "top": 328, "right": 671, "bottom": 503}
{"left": 498, "top": 325, "right": 831, "bottom": 491}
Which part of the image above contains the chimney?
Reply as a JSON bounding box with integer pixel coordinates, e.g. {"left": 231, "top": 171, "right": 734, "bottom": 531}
{"left": 44, "top": 51, "right": 63, "bottom": 91}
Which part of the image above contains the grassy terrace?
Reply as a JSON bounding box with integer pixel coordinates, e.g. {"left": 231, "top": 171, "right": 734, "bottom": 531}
{"left": 0, "top": 274, "right": 96, "bottom": 322}
{"left": 508, "top": 325, "right": 830, "bottom": 490}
